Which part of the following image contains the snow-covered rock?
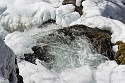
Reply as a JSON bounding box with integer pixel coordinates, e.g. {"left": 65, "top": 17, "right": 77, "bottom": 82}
{"left": 0, "top": 37, "right": 17, "bottom": 83}
{"left": 81, "top": 0, "right": 125, "bottom": 23}
{"left": 18, "top": 61, "right": 95, "bottom": 83}
{"left": 71, "top": 16, "right": 125, "bottom": 52}
{"left": 56, "top": 4, "right": 80, "bottom": 27}
{"left": 0, "top": 0, "right": 56, "bottom": 32}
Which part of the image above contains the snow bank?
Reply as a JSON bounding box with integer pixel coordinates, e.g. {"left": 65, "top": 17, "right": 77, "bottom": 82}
{"left": 18, "top": 58, "right": 125, "bottom": 83}
{"left": 81, "top": 0, "right": 125, "bottom": 23}
{"left": 71, "top": 16, "right": 125, "bottom": 44}
{"left": 0, "top": 37, "right": 17, "bottom": 83}
{"left": 18, "top": 60, "right": 94, "bottom": 83}
{"left": 96, "top": 61, "right": 125, "bottom": 83}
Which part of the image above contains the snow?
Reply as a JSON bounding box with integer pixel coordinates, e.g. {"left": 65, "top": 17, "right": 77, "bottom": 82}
{"left": 1, "top": 0, "right": 125, "bottom": 83}
{"left": 71, "top": 16, "right": 125, "bottom": 44}
{"left": 56, "top": 4, "right": 80, "bottom": 27}
{"left": 95, "top": 61, "right": 125, "bottom": 83}
{"left": 96, "top": 61, "right": 118, "bottom": 83}
{"left": 0, "top": 37, "right": 17, "bottom": 83}
{"left": 18, "top": 60, "right": 94, "bottom": 83}
{"left": 18, "top": 60, "right": 125, "bottom": 83}
{"left": 111, "top": 65, "right": 125, "bottom": 83}
{"left": 81, "top": 0, "right": 125, "bottom": 23}
{"left": 71, "top": 0, "right": 125, "bottom": 52}
{"left": 76, "top": 0, "right": 83, "bottom": 6}
{"left": 0, "top": 0, "right": 56, "bottom": 33}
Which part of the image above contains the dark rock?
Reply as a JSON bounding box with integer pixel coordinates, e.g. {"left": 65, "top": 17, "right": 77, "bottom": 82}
{"left": 15, "top": 58, "right": 24, "bottom": 83}
{"left": 24, "top": 25, "right": 114, "bottom": 68}
{"left": 24, "top": 45, "right": 55, "bottom": 68}
{"left": 39, "top": 20, "right": 55, "bottom": 28}
{"left": 62, "top": 0, "right": 76, "bottom": 5}
{"left": 57, "top": 25, "right": 114, "bottom": 60}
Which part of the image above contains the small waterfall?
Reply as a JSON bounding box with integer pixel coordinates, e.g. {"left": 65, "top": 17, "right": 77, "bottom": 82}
{"left": 35, "top": 27, "right": 108, "bottom": 71}
{"left": 49, "top": 36, "right": 108, "bottom": 71}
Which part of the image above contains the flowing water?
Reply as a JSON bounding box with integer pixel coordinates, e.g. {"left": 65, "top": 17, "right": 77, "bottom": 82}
{"left": 31, "top": 24, "right": 108, "bottom": 71}
{"left": 5, "top": 23, "right": 109, "bottom": 83}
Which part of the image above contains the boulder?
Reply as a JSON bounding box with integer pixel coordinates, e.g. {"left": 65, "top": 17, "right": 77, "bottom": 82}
{"left": 0, "top": 38, "right": 23, "bottom": 83}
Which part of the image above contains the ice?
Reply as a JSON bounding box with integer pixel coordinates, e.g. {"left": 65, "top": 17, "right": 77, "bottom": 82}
{"left": 56, "top": 4, "right": 80, "bottom": 27}
{"left": 76, "top": 0, "right": 83, "bottom": 6}
{"left": 61, "top": 12, "right": 80, "bottom": 27}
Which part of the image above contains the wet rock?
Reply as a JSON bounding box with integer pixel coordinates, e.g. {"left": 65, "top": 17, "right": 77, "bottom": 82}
{"left": 57, "top": 25, "right": 114, "bottom": 60}
{"left": 62, "top": 0, "right": 76, "bottom": 5}
{"left": 24, "top": 25, "right": 114, "bottom": 67}
{"left": 24, "top": 45, "right": 55, "bottom": 68}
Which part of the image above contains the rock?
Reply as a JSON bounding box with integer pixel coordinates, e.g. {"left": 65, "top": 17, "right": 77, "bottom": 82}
{"left": 57, "top": 25, "right": 114, "bottom": 60}
{"left": 15, "top": 58, "right": 24, "bottom": 83}
{"left": 114, "top": 41, "right": 125, "bottom": 64}
{"left": 62, "top": 0, "right": 76, "bottom": 5}
{"left": 24, "top": 45, "right": 55, "bottom": 69}
{"left": 39, "top": 20, "right": 55, "bottom": 28}
{"left": 0, "top": 38, "right": 23, "bottom": 83}
{"left": 24, "top": 25, "right": 114, "bottom": 68}
{"left": 62, "top": 0, "right": 83, "bottom": 15}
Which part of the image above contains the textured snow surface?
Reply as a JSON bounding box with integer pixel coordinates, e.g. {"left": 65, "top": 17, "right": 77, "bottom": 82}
{"left": 18, "top": 60, "right": 125, "bottom": 83}
{"left": 56, "top": 4, "right": 80, "bottom": 27}
{"left": 0, "top": 37, "right": 17, "bottom": 83}
{"left": 81, "top": 0, "right": 125, "bottom": 23}
{"left": 0, "top": 0, "right": 79, "bottom": 35}
{"left": 0, "top": 0, "right": 56, "bottom": 32}
{"left": 18, "top": 60, "right": 94, "bottom": 83}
